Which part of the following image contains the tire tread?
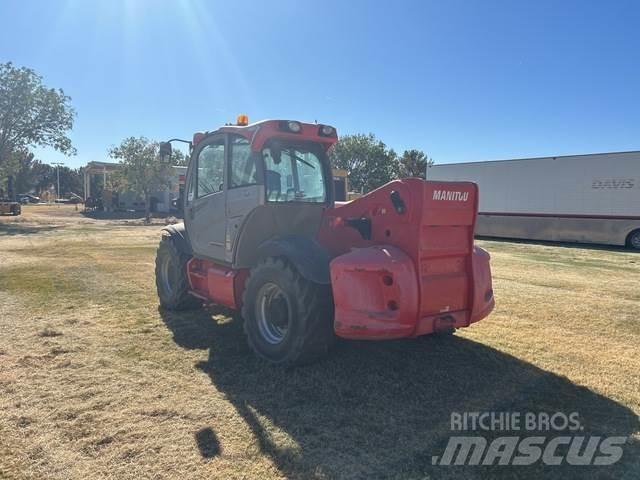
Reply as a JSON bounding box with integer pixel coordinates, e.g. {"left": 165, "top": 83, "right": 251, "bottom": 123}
{"left": 155, "top": 235, "right": 200, "bottom": 310}
{"left": 241, "top": 257, "right": 333, "bottom": 366}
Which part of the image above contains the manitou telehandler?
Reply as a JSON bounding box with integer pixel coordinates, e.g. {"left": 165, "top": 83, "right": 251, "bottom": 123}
{"left": 156, "top": 116, "right": 495, "bottom": 365}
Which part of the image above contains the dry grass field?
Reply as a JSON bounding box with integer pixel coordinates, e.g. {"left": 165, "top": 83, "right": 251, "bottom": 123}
{"left": 1, "top": 204, "right": 638, "bottom": 479}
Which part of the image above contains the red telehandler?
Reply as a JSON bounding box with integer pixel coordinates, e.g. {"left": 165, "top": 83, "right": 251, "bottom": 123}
{"left": 156, "top": 117, "right": 495, "bottom": 365}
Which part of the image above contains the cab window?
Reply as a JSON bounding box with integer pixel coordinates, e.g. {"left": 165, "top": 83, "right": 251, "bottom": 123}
{"left": 262, "top": 142, "right": 326, "bottom": 203}
{"left": 228, "top": 135, "right": 256, "bottom": 188}
{"left": 196, "top": 138, "right": 225, "bottom": 198}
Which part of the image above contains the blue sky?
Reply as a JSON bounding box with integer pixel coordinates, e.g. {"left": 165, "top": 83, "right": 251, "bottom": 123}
{"left": 1, "top": 0, "right": 639, "bottom": 168}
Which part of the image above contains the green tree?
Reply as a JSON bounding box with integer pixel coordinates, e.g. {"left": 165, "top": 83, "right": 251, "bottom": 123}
{"left": 170, "top": 148, "right": 188, "bottom": 166}
{"left": 40, "top": 165, "right": 83, "bottom": 197}
{"left": 109, "top": 137, "right": 172, "bottom": 222}
{"left": 329, "top": 133, "right": 399, "bottom": 193}
{"left": 0, "top": 62, "right": 76, "bottom": 168}
{"left": 12, "top": 150, "right": 39, "bottom": 193}
{"left": 0, "top": 148, "right": 30, "bottom": 187}
{"left": 398, "top": 149, "right": 432, "bottom": 179}
{"left": 11, "top": 153, "right": 83, "bottom": 197}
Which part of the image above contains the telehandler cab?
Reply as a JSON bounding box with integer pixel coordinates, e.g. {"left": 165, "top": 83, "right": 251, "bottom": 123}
{"left": 156, "top": 116, "right": 495, "bottom": 365}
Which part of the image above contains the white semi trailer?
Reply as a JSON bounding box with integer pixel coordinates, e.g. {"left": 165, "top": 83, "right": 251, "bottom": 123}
{"left": 427, "top": 151, "right": 640, "bottom": 250}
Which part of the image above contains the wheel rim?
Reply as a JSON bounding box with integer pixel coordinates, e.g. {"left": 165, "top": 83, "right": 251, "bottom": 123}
{"left": 631, "top": 233, "right": 640, "bottom": 250}
{"left": 256, "top": 282, "right": 291, "bottom": 345}
{"left": 160, "top": 254, "right": 176, "bottom": 297}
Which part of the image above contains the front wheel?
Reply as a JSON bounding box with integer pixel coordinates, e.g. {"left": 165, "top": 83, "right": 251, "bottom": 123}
{"left": 155, "top": 235, "right": 200, "bottom": 310}
{"left": 241, "top": 257, "right": 333, "bottom": 366}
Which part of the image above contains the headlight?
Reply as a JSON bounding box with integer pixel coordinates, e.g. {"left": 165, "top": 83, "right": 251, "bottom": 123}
{"left": 287, "top": 121, "right": 301, "bottom": 133}
{"left": 318, "top": 125, "right": 336, "bottom": 137}
{"left": 278, "top": 120, "right": 302, "bottom": 133}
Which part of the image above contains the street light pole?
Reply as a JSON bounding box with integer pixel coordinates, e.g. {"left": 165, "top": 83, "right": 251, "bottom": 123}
{"left": 52, "top": 162, "right": 64, "bottom": 201}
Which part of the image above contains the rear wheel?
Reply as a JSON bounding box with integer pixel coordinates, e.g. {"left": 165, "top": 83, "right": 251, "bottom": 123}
{"left": 155, "top": 235, "right": 200, "bottom": 310}
{"left": 242, "top": 257, "right": 333, "bottom": 366}
{"left": 628, "top": 229, "right": 640, "bottom": 251}
{"left": 433, "top": 327, "right": 456, "bottom": 336}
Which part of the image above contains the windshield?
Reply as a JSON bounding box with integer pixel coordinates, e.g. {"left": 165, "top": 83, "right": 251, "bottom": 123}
{"left": 262, "top": 142, "right": 327, "bottom": 203}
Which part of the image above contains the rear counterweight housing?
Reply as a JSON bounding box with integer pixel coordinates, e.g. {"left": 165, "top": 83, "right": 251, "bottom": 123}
{"left": 331, "top": 245, "right": 418, "bottom": 339}
{"left": 321, "top": 179, "right": 495, "bottom": 339}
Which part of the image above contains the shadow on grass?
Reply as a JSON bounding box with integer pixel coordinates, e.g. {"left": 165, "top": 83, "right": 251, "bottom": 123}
{"left": 81, "top": 210, "right": 147, "bottom": 220}
{"left": 0, "top": 223, "right": 61, "bottom": 236}
{"left": 160, "top": 307, "right": 640, "bottom": 479}
{"left": 81, "top": 210, "right": 182, "bottom": 222}
{"left": 195, "top": 427, "right": 221, "bottom": 458}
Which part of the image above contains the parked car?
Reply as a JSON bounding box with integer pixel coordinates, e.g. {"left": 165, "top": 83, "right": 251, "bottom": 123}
{"left": 68, "top": 193, "right": 83, "bottom": 204}
{"left": 170, "top": 195, "right": 183, "bottom": 215}
{"left": 17, "top": 194, "right": 40, "bottom": 204}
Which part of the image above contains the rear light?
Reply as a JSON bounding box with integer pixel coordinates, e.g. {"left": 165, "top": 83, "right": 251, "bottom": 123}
{"left": 329, "top": 216, "right": 344, "bottom": 227}
{"left": 318, "top": 124, "right": 336, "bottom": 137}
{"left": 278, "top": 120, "right": 302, "bottom": 133}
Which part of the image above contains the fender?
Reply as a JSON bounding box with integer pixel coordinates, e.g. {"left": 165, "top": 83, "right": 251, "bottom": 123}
{"left": 255, "top": 235, "right": 331, "bottom": 284}
{"left": 162, "top": 222, "right": 193, "bottom": 256}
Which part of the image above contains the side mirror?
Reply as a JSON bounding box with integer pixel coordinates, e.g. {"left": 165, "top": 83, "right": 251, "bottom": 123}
{"left": 159, "top": 141, "right": 172, "bottom": 163}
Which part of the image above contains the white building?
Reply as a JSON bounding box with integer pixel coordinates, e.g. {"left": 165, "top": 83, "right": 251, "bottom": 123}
{"left": 83, "top": 161, "right": 187, "bottom": 213}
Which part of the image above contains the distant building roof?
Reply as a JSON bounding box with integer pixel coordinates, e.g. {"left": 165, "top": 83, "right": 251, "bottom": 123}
{"left": 85, "top": 161, "right": 120, "bottom": 174}
{"left": 85, "top": 161, "right": 186, "bottom": 173}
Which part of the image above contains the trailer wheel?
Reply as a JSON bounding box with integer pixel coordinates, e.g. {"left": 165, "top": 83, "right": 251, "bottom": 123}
{"left": 242, "top": 257, "right": 333, "bottom": 366}
{"left": 627, "top": 229, "right": 640, "bottom": 251}
{"left": 155, "top": 235, "right": 200, "bottom": 310}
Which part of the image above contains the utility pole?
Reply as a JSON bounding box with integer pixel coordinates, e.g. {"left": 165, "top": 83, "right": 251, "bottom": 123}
{"left": 52, "top": 162, "right": 65, "bottom": 201}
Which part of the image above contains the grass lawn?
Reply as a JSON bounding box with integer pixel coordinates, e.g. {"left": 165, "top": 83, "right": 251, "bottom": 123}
{"left": 1, "top": 204, "right": 638, "bottom": 479}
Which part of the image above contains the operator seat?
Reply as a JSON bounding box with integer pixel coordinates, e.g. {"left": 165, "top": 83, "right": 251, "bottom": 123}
{"left": 265, "top": 170, "right": 281, "bottom": 201}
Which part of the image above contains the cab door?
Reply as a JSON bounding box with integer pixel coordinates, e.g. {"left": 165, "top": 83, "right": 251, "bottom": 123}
{"left": 184, "top": 134, "right": 227, "bottom": 262}
{"left": 225, "top": 134, "right": 264, "bottom": 263}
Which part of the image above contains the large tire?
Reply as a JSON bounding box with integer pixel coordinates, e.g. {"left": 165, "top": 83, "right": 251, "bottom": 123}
{"left": 241, "top": 257, "right": 333, "bottom": 366}
{"left": 155, "top": 234, "right": 200, "bottom": 310}
{"left": 432, "top": 327, "right": 456, "bottom": 336}
{"left": 627, "top": 229, "right": 640, "bottom": 251}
